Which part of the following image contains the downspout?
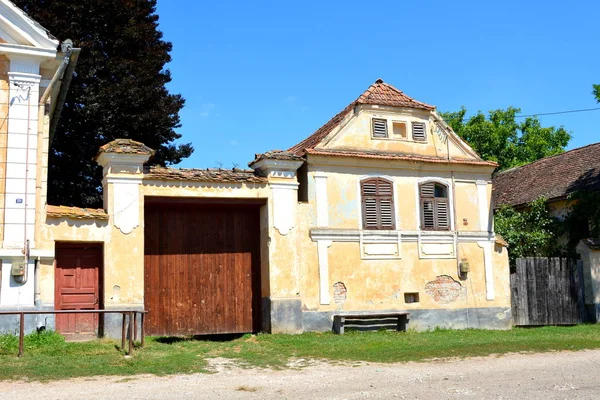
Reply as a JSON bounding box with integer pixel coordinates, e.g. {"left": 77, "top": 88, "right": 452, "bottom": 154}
{"left": 47, "top": 48, "right": 80, "bottom": 145}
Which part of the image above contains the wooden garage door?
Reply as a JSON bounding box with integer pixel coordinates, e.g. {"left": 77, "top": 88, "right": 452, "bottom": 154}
{"left": 144, "top": 200, "right": 261, "bottom": 336}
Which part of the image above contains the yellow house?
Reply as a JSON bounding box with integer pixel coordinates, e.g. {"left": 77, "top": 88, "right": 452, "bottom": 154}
{"left": 0, "top": 0, "right": 511, "bottom": 336}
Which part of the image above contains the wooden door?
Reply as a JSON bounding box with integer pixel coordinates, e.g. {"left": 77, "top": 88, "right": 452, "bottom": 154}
{"left": 55, "top": 244, "right": 102, "bottom": 335}
{"left": 144, "top": 201, "right": 261, "bottom": 336}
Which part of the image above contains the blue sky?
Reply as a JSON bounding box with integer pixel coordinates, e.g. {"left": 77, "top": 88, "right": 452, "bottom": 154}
{"left": 156, "top": 0, "right": 599, "bottom": 169}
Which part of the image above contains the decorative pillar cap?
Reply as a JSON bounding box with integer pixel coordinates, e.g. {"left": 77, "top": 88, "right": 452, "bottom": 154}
{"left": 249, "top": 150, "right": 304, "bottom": 177}
{"left": 94, "top": 139, "right": 155, "bottom": 167}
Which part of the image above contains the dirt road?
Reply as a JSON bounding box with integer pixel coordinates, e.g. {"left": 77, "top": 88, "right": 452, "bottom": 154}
{"left": 1, "top": 350, "right": 599, "bottom": 399}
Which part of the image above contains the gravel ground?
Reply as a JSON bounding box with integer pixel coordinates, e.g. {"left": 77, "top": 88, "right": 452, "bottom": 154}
{"left": 1, "top": 350, "right": 599, "bottom": 399}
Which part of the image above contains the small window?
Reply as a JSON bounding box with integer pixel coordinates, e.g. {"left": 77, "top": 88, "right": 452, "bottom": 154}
{"left": 404, "top": 292, "right": 420, "bottom": 303}
{"left": 361, "top": 178, "right": 395, "bottom": 230}
{"left": 372, "top": 118, "right": 388, "bottom": 138}
{"left": 392, "top": 122, "right": 407, "bottom": 139}
{"left": 412, "top": 122, "right": 426, "bottom": 141}
{"left": 420, "top": 182, "right": 450, "bottom": 230}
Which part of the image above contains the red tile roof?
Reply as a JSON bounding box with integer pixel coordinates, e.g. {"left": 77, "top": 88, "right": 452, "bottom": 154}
{"left": 305, "top": 148, "right": 497, "bottom": 167}
{"left": 288, "top": 79, "right": 435, "bottom": 156}
{"left": 144, "top": 166, "right": 268, "bottom": 184}
{"left": 47, "top": 205, "right": 109, "bottom": 220}
{"left": 492, "top": 142, "right": 600, "bottom": 207}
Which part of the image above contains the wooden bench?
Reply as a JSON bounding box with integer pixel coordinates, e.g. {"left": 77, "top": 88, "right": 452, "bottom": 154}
{"left": 333, "top": 312, "right": 410, "bottom": 334}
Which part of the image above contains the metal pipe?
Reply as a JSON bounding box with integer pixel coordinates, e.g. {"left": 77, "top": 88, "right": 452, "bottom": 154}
{"left": 128, "top": 311, "right": 134, "bottom": 355}
{"left": 140, "top": 313, "right": 145, "bottom": 348}
{"left": 133, "top": 312, "right": 138, "bottom": 342}
{"left": 39, "top": 49, "right": 72, "bottom": 105}
{"left": 18, "top": 313, "right": 24, "bottom": 357}
{"left": 121, "top": 313, "right": 126, "bottom": 351}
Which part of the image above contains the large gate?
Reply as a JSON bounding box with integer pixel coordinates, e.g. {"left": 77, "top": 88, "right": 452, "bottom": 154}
{"left": 510, "top": 257, "right": 585, "bottom": 326}
{"left": 144, "top": 199, "right": 262, "bottom": 336}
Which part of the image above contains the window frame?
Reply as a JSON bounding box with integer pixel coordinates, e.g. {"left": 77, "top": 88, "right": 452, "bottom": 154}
{"left": 371, "top": 118, "right": 388, "bottom": 139}
{"left": 419, "top": 181, "right": 450, "bottom": 231}
{"left": 411, "top": 122, "right": 427, "bottom": 142}
{"left": 360, "top": 177, "right": 396, "bottom": 230}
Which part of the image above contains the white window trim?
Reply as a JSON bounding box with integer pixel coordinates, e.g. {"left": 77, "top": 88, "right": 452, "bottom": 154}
{"left": 414, "top": 177, "right": 455, "bottom": 232}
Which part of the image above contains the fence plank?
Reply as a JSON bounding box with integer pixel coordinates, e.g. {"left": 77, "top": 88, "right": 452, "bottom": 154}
{"left": 511, "top": 257, "right": 585, "bottom": 326}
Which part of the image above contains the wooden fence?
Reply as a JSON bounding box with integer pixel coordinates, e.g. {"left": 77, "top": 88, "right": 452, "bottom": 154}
{"left": 510, "top": 257, "right": 586, "bottom": 326}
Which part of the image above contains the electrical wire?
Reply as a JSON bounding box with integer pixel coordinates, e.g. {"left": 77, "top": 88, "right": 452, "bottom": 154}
{"left": 515, "top": 107, "right": 600, "bottom": 118}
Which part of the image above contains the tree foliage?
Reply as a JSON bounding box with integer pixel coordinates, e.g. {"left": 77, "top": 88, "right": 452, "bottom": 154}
{"left": 594, "top": 84, "right": 600, "bottom": 103}
{"left": 494, "top": 197, "right": 561, "bottom": 263}
{"left": 564, "top": 191, "right": 600, "bottom": 252}
{"left": 441, "top": 107, "right": 571, "bottom": 171}
{"left": 13, "top": 0, "right": 193, "bottom": 207}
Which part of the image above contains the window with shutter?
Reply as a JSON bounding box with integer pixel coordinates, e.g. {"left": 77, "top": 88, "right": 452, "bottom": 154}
{"left": 372, "top": 118, "right": 388, "bottom": 139}
{"left": 419, "top": 182, "right": 450, "bottom": 230}
{"left": 361, "top": 178, "right": 395, "bottom": 230}
{"left": 412, "top": 122, "right": 426, "bottom": 141}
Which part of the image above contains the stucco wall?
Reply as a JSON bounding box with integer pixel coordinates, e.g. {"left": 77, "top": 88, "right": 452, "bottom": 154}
{"left": 291, "top": 157, "right": 510, "bottom": 331}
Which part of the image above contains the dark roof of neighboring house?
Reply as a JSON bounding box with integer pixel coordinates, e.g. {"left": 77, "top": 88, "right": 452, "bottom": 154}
{"left": 47, "top": 205, "right": 108, "bottom": 220}
{"left": 305, "top": 148, "right": 497, "bottom": 167}
{"left": 492, "top": 142, "right": 600, "bottom": 207}
{"left": 288, "top": 79, "right": 435, "bottom": 156}
{"left": 144, "top": 166, "right": 267, "bottom": 184}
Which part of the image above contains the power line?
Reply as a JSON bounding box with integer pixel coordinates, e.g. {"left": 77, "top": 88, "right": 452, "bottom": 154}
{"left": 515, "top": 107, "right": 600, "bottom": 118}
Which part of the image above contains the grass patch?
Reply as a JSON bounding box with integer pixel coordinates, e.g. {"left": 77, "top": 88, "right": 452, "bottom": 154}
{"left": 1, "top": 325, "right": 599, "bottom": 381}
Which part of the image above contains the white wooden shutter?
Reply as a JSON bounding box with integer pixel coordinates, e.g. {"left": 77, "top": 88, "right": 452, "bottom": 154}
{"left": 412, "top": 122, "right": 426, "bottom": 141}
{"left": 372, "top": 118, "right": 388, "bottom": 138}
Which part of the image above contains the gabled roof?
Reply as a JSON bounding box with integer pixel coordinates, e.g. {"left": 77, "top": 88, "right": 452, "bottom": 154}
{"left": 492, "top": 142, "right": 600, "bottom": 208}
{"left": 0, "top": 0, "right": 59, "bottom": 50}
{"left": 288, "top": 79, "right": 435, "bottom": 156}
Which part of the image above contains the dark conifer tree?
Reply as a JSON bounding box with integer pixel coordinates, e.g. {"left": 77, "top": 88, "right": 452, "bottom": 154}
{"left": 13, "top": 0, "right": 192, "bottom": 207}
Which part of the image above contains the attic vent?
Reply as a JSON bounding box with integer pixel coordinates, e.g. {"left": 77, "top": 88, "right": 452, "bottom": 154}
{"left": 412, "top": 122, "right": 426, "bottom": 141}
{"left": 372, "top": 118, "right": 388, "bottom": 138}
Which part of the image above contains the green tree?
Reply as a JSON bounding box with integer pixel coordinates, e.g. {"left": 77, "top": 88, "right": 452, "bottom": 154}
{"left": 594, "top": 84, "right": 600, "bottom": 103}
{"left": 564, "top": 191, "right": 600, "bottom": 252}
{"left": 13, "top": 0, "right": 193, "bottom": 207}
{"left": 441, "top": 107, "right": 571, "bottom": 171}
{"left": 494, "top": 197, "right": 562, "bottom": 263}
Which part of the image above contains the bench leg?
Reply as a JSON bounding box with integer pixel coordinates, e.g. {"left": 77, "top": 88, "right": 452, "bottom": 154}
{"left": 333, "top": 316, "right": 345, "bottom": 334}
{"left": 397, "top": 315, "right": 408, "bottom": 332}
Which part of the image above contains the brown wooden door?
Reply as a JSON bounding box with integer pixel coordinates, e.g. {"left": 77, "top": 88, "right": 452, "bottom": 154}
{"left": 55, "top": 244, "right": 102, "bottom": 335}
{"left": 144, "top": 201, "right": 261, "bottom": 336}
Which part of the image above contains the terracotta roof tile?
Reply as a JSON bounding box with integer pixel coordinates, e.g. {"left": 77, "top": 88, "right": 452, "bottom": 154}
{"left": 249, "top": 150, "right": 305, "bottom": 165}
{"left": 492, "top": 142, "right": 600, "bottom": 207}
{"left": 47, "top": 205, "right": 108, "bottom": 220}
{"left": 95, "top": 139, "right": 155, "bottom": 160}
{"left": 305, "top": 148, "right": 498, "bottom": 167}
{"left": 144, "top": 166, "right": 267, "bottom": 184}
{"left": 357, "top": 78, "right": 435, "bottom": 110}
{"left": 288, "top": 79, "right": 435, "bottom": 156}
